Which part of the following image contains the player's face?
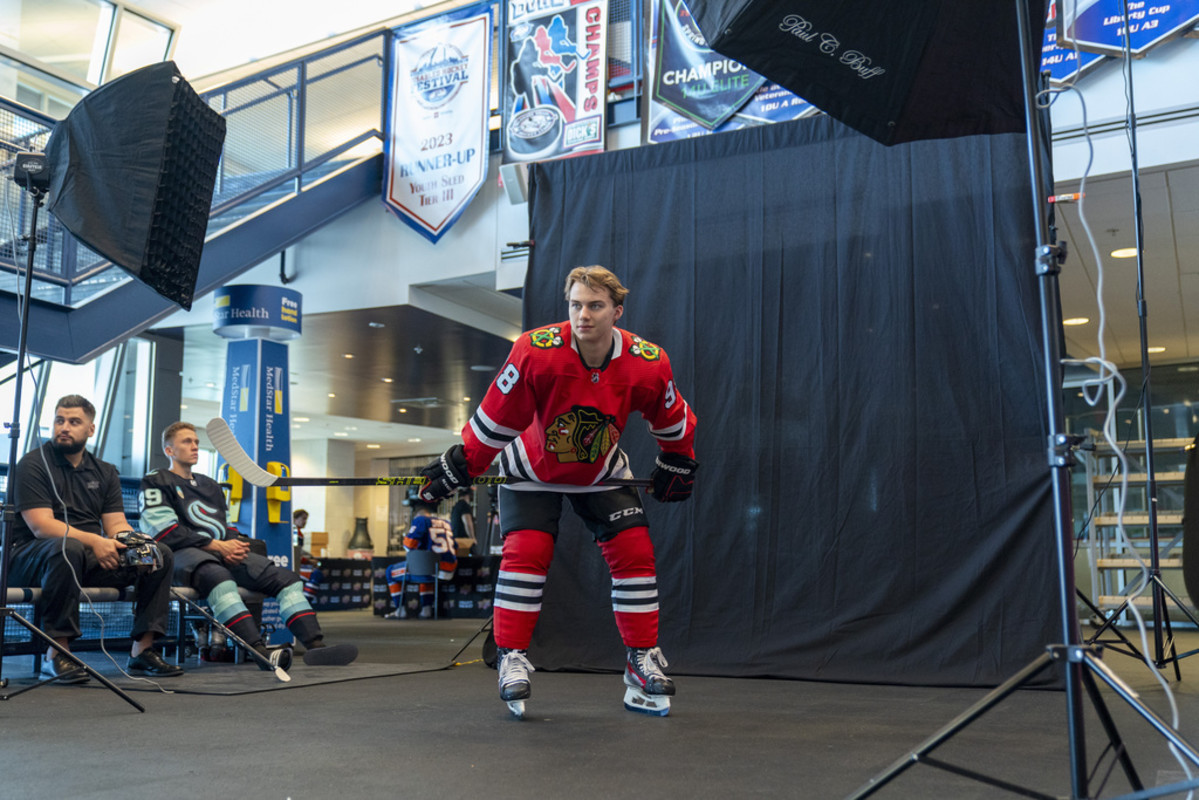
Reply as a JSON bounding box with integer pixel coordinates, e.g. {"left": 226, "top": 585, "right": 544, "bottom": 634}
{"left": 568, "top": 282, "right": 622, "bottom": 349}
{"left": 167, "top": 429, "right": 201, "bottom": 467}
{"left": 52, "top": 406, "right": 94, "bottom": 455}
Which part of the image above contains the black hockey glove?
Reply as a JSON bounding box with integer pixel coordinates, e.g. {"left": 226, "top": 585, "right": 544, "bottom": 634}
{"left": 649, "top": 452, "right": 698, "bottom": 503}
{"left": 419, "top": 444, "right": 470, "bottom": 503}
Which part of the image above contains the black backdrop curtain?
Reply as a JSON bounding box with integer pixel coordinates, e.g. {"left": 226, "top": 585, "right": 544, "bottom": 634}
{"left": 522, "top": 115, "right": 1058, "bottom": 686}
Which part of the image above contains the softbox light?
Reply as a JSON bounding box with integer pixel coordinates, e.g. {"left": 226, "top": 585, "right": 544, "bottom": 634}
{"left": 45, "top": 61, "right": 226, "bottom": 310}
{"left": 685, "top": 0, "right": 1047, "bottom": 146}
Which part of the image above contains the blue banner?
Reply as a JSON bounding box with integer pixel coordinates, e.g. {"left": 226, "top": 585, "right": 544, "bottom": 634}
{"left": 218, "top": 338, "right": 294, "bottom": 643}
{"left": 213, "top": 284, "right": 301, "bottom": 340}
{"left": 1057, "top": 0, "right": 1199, "bottom": 56}
{"left": 1042, "top": 3, "right": 1107, "bottom": 84}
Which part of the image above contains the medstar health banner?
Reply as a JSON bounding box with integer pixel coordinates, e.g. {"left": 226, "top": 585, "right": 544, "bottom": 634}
{"left": 385, "top": 4, "right": 493, "bottom": 243}
{"left": 503, "top": 0, "right": 608, "bottom": 163}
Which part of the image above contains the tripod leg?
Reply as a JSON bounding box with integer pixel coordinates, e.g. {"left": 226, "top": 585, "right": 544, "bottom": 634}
{"left": 1078, "top": 661, "right": 1143, "bottom": 791}
{"left": 1078, "top": 588, "right": 1145, "bottom": 660}
{"left": 0, "top": 608, "right": 145, "bottom": 712}
{"left": 845, "top": 652, "right": 1056, "bottom": 800}
{"left": 1080, "top": 649, "right": 1199, "bottom": 766}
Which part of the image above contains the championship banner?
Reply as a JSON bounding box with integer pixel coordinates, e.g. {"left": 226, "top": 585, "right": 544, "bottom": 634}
{"left": 384, "top": 4, "right": 493, "bottom": 243}
{"left": 645, "top": 0, "right": 816, "bottom": 144}
{"left": 503, "top": 0, "right": 608, "bottom": 163}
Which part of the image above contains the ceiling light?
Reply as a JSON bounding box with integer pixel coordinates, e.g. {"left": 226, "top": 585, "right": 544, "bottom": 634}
{"left": 328, "top": 393, "right": 336, "bottom": 398}
{"left": 180, "top": 404, "right": 188, "bottom": 410}
{"left": 294, "top": 417, "right": 310, "bottom": 422}
{"left": 1110, "top": 247, "right": 1137, "bottom": 259}
{"left": 334, "top": 431, "right": 348, "bottom": 437}
{"left": 343, "top": 353, "right": 354, "bottom": 359}
{"left": 463, "top": 396, "right": 471, "bottom": 402}
{"left": 1062, "top": 317, "right": 1089, "bottom": 326}
{"left": 382, "top": 377, "right": 393, "bottom": 383}
{"left": 205, "top": 382, "right": 216, "bottom": 388}
{"left": 1179, "top": 366, "right": 1199, "bottom": 373}
{"left": 366, "top": 443, "right": 381, "bottom": 449}
{"left": 1147, "top": 346, "right": 1166, "bottom": 353}
{"left": 368, "top": 322, "right": 385, "bottom": 329}
{"left": 398, "top": 408, "right": 408, "bottom": 413}
{"left": 407, "top": 438, "right": 422, "bottom": 443}
{"left": 470, "top": 364, "right": 495, "bottom": 372}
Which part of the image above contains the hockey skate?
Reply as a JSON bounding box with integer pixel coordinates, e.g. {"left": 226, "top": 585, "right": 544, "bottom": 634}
{"left": 497, "top": 648, "right": 534, "bottom": 719}
{"left": 623, "top": 646, "right": 674, "bottom": 717}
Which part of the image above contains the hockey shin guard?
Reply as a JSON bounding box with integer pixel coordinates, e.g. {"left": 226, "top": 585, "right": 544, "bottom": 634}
{"left": 206, "top": 579, "right": 261, "bottom": 644}
{"left": 600, "top": 527, "right": 659, "bottom": 648}
{"left": 278, "top": 581, "right": 321, "bottom": 646}
{"left": 494, "top": 530, "right": 555, "bottom": 650}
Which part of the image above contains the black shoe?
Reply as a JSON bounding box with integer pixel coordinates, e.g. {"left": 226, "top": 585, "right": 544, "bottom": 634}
{"left": 301, "top": 642, "right": 359, "bottom": 666}
{"left": 126, "top": 649, "right": 185, "bottom": 677}
{"left": 40, "top": 652, "right": 91, "bottom": 684}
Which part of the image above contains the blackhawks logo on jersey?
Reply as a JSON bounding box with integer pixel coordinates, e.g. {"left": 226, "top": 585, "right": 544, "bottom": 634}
{"left": 629, "top": 336, "right": 661, "bottom": 361}
{"left": 545, "top": 405, "right": 621, "bottom": 463}
{"left": 528, "top": 326, "right": 564, "bottom": 349}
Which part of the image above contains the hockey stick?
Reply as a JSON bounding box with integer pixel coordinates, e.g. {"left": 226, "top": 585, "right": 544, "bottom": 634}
{"left": 206, "top": 417, "right": 651, "bottom": 489}
{"left": 170, "top": 589, "right": 291, "bottom": 682}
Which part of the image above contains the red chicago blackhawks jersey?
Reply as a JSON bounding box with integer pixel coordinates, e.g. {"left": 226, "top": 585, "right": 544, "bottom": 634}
{"left": 462, "top": 321, "right": 696, "bottom": 491}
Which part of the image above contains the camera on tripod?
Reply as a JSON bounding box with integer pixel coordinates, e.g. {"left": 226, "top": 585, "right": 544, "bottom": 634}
{"left": 115, "top": 531, "right": 163, "bottom": 571}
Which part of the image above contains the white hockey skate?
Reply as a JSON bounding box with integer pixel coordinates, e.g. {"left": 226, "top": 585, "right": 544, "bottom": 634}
{"left": 624, "top": 646, "right": 674, "bottom": 717}
{"left": 497, "top": 648, "right": 534, "bottom": 720}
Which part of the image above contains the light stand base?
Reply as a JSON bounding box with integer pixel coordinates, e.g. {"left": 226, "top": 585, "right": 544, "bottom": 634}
{"left": 846, "top": 645, "right": 1199, "bottom": 799}
{"left": 0, "top": 607, "right": 144, "bottom": 711}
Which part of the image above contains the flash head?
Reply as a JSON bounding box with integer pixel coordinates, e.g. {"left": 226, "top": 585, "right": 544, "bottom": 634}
{"left": 13, "top": 152, "right": 50, "bottom": 193}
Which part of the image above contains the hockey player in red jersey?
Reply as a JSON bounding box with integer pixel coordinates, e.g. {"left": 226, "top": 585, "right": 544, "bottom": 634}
{"left": 419, "top": 265, "right": 697, "bottom": 718}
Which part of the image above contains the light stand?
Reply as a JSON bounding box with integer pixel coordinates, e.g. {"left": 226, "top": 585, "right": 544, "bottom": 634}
{"left": 1080, "top": 0, "right": 1199, "bottom": 674}
{"left": 846, "top": 2, "right": 1199, "bottom": 796}
{"left": 0, "top": 155, "right": 143, "bottom": 711}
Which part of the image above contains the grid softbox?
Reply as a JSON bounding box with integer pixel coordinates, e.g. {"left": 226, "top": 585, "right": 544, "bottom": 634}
{"left": 45, "top": 61, "right": 226, "bottom": 310}
{"left": 685, "top": 0, "right": 1046, "bottom": 146}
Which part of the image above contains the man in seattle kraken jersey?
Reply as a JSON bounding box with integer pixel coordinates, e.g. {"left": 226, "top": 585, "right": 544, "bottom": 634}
{"left": 139, "top": 422, "right": 357, "bottom": 668}
{"left": 419, "top": 266, "right": 698, "bottom": 718}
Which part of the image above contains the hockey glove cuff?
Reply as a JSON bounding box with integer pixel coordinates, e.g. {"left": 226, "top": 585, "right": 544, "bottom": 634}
{"left": 649, "top": 452, "right": 698, "bottom": 503}
{"left": 419, "top": 444, "right": 470, "bottom": 503}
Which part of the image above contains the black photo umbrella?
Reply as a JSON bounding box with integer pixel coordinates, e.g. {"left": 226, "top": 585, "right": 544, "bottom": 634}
{"left": 685, "top": 0, "right": 1046, "bottom": 145}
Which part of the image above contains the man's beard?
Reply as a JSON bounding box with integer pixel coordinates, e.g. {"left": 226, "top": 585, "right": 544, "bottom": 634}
{"left": 53, "top": 437, "right": 86, "bottom": 456}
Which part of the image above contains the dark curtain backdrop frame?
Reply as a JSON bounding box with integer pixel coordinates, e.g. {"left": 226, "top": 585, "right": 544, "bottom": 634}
{"left": 521, "top": 115, "right": 1058, "bottom": 686}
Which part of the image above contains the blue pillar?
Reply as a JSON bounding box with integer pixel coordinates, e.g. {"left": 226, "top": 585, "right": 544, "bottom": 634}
{"left": 214, "top": 284, "right": 302, "bottom": 643}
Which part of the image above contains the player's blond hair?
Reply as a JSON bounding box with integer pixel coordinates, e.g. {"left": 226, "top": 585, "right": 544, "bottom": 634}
{"left": 162, "top": 421, "right": 196, "bottom": 451}
{"left": 563, "top": 266, "right": 629, "bottom": 306}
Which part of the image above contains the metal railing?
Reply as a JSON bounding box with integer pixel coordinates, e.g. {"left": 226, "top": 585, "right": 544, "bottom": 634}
{"left": 0, "top": 3, "right": 644, "bottom": 312}
{"left": 0, "top": 31, "right": 389, "bottom": 309}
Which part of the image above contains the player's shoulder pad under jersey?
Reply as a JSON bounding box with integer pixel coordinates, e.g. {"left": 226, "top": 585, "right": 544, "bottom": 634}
{"left": 525, "top": 325, "right": 567, "bottom": 351}
{"left": 626, "top": 333, "right": 663, "bottom": 362}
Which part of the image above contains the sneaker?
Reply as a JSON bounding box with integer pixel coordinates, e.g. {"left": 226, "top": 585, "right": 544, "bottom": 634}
{"left": 126, "top": 648, "right": 185, "bottom": 677}
{"left": 383, "top": 608, "right": 407, "bottom": 619}
{"left": 418, "top": 606, "right": 433, "bottom": 619}
{"left": 40, "top": 652, "right": 90, "bottom": 684}
{"left": 624, "top": 646, "right": 675, "bottom": 696}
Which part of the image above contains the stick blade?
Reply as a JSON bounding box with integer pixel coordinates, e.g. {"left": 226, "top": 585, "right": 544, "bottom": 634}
{"left": 205, "top": 417, "right": 277, "bottom": 487}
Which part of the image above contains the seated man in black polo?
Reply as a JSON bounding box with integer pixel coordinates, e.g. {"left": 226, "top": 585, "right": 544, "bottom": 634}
{"left": 8, "top": 394, "right": 183, "bottom": 682}
{"left": 138, "top": 421, "right": 357, "bottom": 668}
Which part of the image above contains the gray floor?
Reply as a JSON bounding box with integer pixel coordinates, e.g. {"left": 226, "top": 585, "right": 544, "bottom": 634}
{"left": 6, "top": 611, "right": 1199, "bottom": 799}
